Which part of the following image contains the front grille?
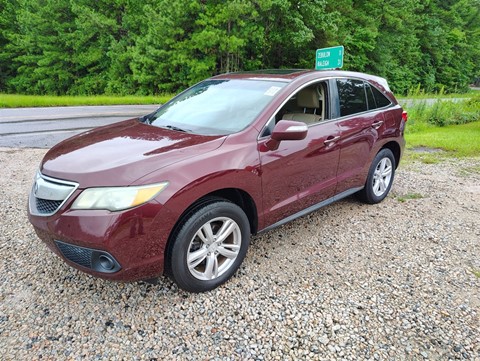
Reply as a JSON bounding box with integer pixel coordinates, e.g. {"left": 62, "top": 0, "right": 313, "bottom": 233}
{"left": 29, "top": 172, "right": 78, "bottom": 216}
{"left": 56, "top": 241, "right": 92, "bottom": 268}
{"left": 35, "top": 198, "right": 63, "bottom": 214}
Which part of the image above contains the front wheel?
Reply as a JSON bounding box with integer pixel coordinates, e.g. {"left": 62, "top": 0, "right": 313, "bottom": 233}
{"left": 358, "top": 148, "right": 396, "bottom": 204}
{"left": 170, "top": 200, "right": 250, "bottom": 293}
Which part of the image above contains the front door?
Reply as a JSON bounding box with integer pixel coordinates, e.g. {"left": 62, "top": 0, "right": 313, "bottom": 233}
{"left": 258, "top": 119, "right": 340, "bottom": 228}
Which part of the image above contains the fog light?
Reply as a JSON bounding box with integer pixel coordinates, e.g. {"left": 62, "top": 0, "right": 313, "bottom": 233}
{"left": 91, "top": 250, "right": 121, "bottom": 273}
{"left": 98, "top": 255, "right": 115, "bottom": 271}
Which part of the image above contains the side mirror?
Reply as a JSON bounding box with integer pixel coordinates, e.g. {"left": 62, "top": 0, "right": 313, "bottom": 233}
{"left": 265, "top": 120, "right": 308, "bottom": 150}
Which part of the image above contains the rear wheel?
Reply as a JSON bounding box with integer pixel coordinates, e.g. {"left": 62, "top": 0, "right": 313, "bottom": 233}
{"left": 358, "top": 148, "right": 396, "bottom": 204}
{"left": 170, "top": 200, "right": 250, "bottom": 292}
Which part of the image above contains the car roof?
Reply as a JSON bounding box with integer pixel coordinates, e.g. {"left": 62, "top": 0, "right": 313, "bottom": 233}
{"left": 212, "top": 69, "right": 315, "bottom": 81}
{"left": 212, "top": 69, "right": 391, "bottom": 91}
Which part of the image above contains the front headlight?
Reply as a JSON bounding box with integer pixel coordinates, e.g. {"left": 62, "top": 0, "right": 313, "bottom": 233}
{"left": 71, "top": 182, "right": 169, "bottom": 211}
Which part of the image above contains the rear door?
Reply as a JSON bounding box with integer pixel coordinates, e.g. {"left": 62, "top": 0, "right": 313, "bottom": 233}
{"left": 333, "top": 78, "right": 387, "bottom": 193}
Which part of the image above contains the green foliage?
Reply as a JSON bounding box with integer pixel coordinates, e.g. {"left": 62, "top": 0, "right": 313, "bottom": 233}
{"left": 417, "top": 0, "right": 480, "bottom": 93}
{"left": 405, "top": 121, "right": 480, "bottom": 158}
{"left": 406, "top": 95, "right": 480, "bottom": 127}
{"left": 4, "top": 0, "right": 77, "bottom": 94}
{"left": 0, "top": 0, "right": 479, "bottom": 95}
{"left": 470, "top": 269, "right": 480, "bottom": 279}
{"left": 397, "top": 193, "right": 424, "bottom": 202}
{"left": 256, "top": 0, "right": 333, "bottom": 69}
{"left": 0, "top": 0, "right": 17, "bottom": 91}
{"left": 404, "top": 96, "right": 480, "bottom": 158}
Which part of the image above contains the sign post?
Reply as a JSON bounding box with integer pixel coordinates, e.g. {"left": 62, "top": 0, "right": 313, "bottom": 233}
{"left": 315, "top": 46, "right": 344, "bottom": 70}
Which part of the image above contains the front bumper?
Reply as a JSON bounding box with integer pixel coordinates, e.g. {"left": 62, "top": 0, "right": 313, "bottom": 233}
{"left": 28, "top": 200, "right": 177, "bottom": 282}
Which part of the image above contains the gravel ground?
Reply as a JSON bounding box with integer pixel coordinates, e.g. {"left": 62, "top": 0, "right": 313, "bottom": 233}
{"left": 0, "top": 147, "right": 479, "bottom": 360}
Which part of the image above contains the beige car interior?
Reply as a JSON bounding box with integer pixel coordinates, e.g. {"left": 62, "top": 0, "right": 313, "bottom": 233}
{"left": 282, "top": 85, "right": 325, "bottom": 124}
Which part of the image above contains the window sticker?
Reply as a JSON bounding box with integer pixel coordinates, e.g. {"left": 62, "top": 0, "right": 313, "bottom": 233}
{"left": 264, "top": 86, "right": 282, "bottom": 96}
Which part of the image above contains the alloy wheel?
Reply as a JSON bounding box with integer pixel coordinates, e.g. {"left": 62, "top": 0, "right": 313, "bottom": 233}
{"left": 186, "top": 217, "right": 242, "bottom": 280}
{"left": 372, "top": 157, "right": 393, "bottom": 197}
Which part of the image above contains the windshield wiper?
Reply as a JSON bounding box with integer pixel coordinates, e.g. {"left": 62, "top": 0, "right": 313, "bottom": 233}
{"left": 163, "top": 125, "right": 190, "bottom": 133}
{"left": 139, "top": 115, "right": 150, "bottom": 124}
{"left": 140, "top": 111, "right": 157, "bottom": 124}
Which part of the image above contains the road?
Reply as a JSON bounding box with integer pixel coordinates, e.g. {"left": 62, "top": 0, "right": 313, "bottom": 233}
{"left": 0, "top": 105, "right": 159, "bottom": 148}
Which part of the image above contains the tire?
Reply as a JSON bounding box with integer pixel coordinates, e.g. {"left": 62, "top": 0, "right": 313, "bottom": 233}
{"left": 170, "top": 200, "right": 250, "bottom": 292}
{"left": 358, "top": 148, "right": 396, "bottom": 204}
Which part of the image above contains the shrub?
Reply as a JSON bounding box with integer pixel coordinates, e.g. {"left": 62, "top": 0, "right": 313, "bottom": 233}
{"left": 406, "top": 94, "right": 480, "bottom": 128}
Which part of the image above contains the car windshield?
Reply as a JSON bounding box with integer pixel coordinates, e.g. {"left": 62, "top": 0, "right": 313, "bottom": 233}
{"left": 149, "top": 79, "right": 287, "bottom": 135}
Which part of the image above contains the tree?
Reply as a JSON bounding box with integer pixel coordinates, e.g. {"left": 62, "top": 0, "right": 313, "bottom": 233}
{"left": 0, "top": 0, "right": 478, "bottom": 95}
{"left": 5, "top": 0, "right": 76, "bottom": 94}
{"left": 371, "top": 0, "right": 424, "bottom": 94}
{"left": 0, "top": 0, "right": 19, "bottom": 92}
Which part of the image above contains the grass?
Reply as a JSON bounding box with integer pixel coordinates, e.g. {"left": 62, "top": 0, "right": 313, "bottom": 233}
{"left": 0, "top": 94, "right": 174, "bottom": 108}
{"left": 404, "top": 95, "right": 480, "bottom": 160}
{"left": 403, "top": 151, "right": 443, "bottom": 164}
{"left": 397, "top": 92, "right": 478, "bottom": 100}
{"left": 396, "top": 193, "right": 424, "bottom": 202}
{"left": 405, "top": 121, "right": 480, "bottom": 158}
{"left": 470, "top": 269, "right": 480, "bottom": 279}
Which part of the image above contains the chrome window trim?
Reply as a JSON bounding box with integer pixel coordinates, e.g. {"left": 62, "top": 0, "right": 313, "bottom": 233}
{"left": 327, "top": 76, "right": 395, "bottom": 121}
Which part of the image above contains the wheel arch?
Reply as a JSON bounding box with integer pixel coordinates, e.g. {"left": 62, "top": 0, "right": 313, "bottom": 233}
{"left": 381, "top": 141, "right": 401, "bottom": 168}
{"left": 163, "top": 188, "right": 258, "bottom": 275}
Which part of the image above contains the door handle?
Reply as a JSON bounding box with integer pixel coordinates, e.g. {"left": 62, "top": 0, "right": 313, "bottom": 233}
{"left": 372, "top": 120, "right": 384, "bottom": 129}
{"left": 324, "top": 135, "right": 340, "bottom": 145}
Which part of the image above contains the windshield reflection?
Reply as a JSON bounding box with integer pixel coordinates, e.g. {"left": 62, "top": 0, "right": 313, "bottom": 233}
{"left": 150, "top": 79, "right": 287, "bottom": 135}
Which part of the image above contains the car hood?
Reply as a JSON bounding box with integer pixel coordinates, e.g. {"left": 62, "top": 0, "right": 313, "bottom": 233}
{"left": 41, "top": 119, "right": 225, "bottom": 187}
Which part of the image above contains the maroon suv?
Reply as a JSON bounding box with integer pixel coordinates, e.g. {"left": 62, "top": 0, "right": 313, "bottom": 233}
{"left": 28, "top": 70, "right": 406, "bottom": 292}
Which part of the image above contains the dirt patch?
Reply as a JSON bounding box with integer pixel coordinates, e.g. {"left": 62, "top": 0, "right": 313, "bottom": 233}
{"left": 410, "top": 146, "right": 444, "bottom": 153}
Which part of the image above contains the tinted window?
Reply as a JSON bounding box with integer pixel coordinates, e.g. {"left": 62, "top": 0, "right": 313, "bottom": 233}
{"left": 365, "top": 84, "right": 376, "bottom": 110}
{"left": 371, "top": 85, "right": 392, "bottom": 108}
{"left": 337, "top": 79, "right": 367, "bottom": 117}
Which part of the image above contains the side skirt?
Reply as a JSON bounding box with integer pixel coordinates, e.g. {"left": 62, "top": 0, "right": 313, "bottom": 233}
{"left": 257, "top": 187, "right": 363, "bottom": 235}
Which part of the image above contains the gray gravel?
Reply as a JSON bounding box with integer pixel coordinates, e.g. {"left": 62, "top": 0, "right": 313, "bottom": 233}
{"left": 0, "top": 147, "right": 479, "bottom": 360}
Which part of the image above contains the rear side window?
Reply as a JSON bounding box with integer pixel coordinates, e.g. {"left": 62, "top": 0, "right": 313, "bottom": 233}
{"left": 371, "top": 85, "right": 392, "bottom": 108}
{"left": 366, "top": 84, "right": 376, "bottom": 110}
{"left": 337, "top": 79, "right": 367, "bottom": 117}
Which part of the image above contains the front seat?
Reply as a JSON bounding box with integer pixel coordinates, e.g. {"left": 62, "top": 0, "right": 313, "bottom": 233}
{"left": 282, "top": 88, "right": 321, "bottom": 124}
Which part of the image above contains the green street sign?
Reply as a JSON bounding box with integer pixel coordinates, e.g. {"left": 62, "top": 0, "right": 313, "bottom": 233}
{"left": 315, "top": 46, "right": 344, "bottom": 70}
